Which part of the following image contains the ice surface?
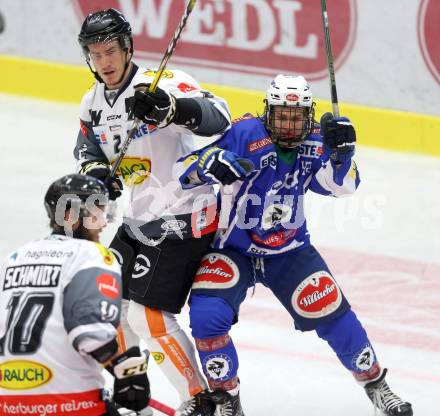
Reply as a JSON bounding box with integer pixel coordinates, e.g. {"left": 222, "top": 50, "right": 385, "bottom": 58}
{"left": 1, "top": 94, "right": 439, "bottom": 415}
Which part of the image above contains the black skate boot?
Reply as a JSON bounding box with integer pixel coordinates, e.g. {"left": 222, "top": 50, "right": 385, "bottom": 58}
{"left": 175, "top": 390, "right": 216, "bottom": 416}
{"left": 209, "top": 390, "right": 245, "bottom": 416}
{"left": 364, "top": 369, "right": 413, "bottom": 416}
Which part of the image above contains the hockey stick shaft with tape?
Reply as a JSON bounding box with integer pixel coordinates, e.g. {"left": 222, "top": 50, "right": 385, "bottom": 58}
{"left": 320, "top": 0, "right": 340, "bottom": 117}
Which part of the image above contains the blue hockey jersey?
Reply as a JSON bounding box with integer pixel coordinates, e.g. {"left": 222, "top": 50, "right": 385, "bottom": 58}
{"left": 177, "top": 114, "right": 360, "bottom": 257}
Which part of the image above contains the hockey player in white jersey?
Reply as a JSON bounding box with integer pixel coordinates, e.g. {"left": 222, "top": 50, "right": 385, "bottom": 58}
{"left": 0, "top": 174, "right": 150, "bottom": 416}
{"left": 74, "top": 9, "right": 230, "bottom": 416}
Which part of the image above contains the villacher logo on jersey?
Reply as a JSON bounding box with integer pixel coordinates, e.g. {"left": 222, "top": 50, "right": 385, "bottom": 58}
{"left": 73, "top": 0, "right": 356, "bottom": 79}
{"left": 193, "top": 253, "right": 239, "bottom": 289}
{"left": 292, "top": 271, "right": 342, "bottom": 318}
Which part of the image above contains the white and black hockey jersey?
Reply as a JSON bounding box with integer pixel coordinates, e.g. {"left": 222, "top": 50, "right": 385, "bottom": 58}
{"left": 74, "top": 65, "right": 230, "bottom": 240}
{"left": 0, "top": 234, "right": 122, "bottom": 415}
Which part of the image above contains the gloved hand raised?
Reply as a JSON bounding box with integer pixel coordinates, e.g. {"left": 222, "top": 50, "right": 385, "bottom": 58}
{"left": 133, "top": 83, "right": 176, "bottom": 127}
{"left": 80, "top": 162, "right": 122, "bottom": 201}
{"left": 320, "top": 112, "right": 356, "bottom": 163}
{"left": 106, "top": 346, "right": 150, "bottom": 412}
{"left": 197, "top": 147, "right": 254, "bottom": 186}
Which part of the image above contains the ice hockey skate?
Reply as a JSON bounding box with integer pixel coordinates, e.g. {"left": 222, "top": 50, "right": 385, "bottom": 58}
{"left": 209, "top": 390, "right": 245, "bottom": 416}
{"left": 364, "top": 369, "right": 413, "bottom": 416}
{"left": 175, "top": 390, "right": 216, "bottom": 416}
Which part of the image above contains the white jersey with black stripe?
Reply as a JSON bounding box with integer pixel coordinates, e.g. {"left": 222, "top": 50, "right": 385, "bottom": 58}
{"left": 0, "top": 234, "right": 121, "bottom": 397}
{"left": 75, "top": 66, "right": 229, "bottom": 230}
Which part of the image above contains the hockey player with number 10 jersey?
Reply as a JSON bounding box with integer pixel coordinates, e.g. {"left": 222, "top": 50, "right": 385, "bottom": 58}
{"left": 0, "top": 174, "right": 149, "bottom": 416}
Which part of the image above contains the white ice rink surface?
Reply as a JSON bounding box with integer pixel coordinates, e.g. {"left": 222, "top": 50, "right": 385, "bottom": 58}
{"left": 1, "top": 94, "right": 439, "bottom": 415}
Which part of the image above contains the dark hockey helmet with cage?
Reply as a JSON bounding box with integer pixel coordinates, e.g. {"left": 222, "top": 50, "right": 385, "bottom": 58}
{"left": 78, "top": 8, "right": 133, "bottom": 58}
{"left": 44, "top": 174, "right": 109, "bottom": 224}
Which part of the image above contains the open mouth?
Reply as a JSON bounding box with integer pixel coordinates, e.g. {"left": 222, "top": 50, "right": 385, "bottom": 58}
{"left": 102, "top": 69, "right": 115, "bottom": 77}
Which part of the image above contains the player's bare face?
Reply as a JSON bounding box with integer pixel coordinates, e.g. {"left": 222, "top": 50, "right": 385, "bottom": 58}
{"left": 81, "top": 205, "right": 107, "bottom": 242}
{"left": 273, "top": 106, "right": 307, "bottom": 139}
{"left": 88, "top": 41, "right": 129, "bottom": 89}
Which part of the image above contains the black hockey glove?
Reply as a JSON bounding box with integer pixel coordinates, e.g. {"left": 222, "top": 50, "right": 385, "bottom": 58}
{"left": 320, "top": 112, "right": 356, "bottom": 163}
{"left": 133, "top": 83, "right": 176, "bottom": 127}
{"left": 197, "top": 147, "right": 254, "bottom": 186}
{"left": 80, "top": 162, "right": 123, "bottom": 201}
{"left": 106, "top": 346, "right": 150, "bottom": 412}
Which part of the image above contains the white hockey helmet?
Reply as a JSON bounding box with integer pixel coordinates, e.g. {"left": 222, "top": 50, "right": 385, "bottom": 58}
{"left": 264, "top": 74, "right": 315, "bottom": 148}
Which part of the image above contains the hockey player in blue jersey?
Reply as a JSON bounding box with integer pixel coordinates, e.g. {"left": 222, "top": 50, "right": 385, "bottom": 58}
{"left": 176, "top": 75, "right": 413, "bottom": 416}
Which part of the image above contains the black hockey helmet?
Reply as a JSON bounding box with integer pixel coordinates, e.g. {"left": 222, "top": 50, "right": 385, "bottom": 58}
{"left": 44, "top": 174, "right": 109, "bottom": 224}
{"left": 78, "top": 8, "right": 132, "bottom": 57}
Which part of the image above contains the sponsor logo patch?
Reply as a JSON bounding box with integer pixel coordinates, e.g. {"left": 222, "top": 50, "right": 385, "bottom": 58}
{"left": 203, "top": 354, "right": 233, "bottom": 381}
{"left": 292, "top": 271, "right": 342, "bottom": 318}
{"left": 116, "top": 157, "right": 152, "bottom": 186}
{"left": 144, "top": 69, "right": 174, "bottom": 79}
{"left": 0, "top": 360, "right": 52, "bottom": 390}
{"left": 132, "top": 255, "right": 151, "bottom": 279}
{"left": 353, "top": 345, "right": 375, "bottom": 371}
{"left": 193, "top": 253, "right": 239, "bottom": 289}
{"left": 95, "top": 243, "right": 114, "bottom": 265}
{"left": 161, "top": 219, "right": 187, "bottom": 233}
{"left": 151, "top": 352, "right": 165, "bottom": 365}
{"left": 177, "top": 82, "right": 198, "bottom": 93}
{"left": 298, "top": 141, "right": 324, "bottom": 158}
{"left": 261, "top": 203, "right": 292, "bottom": 230}
{"left": 96, "top": 274, "right": 120, "bottom": 299}
{"left": 232, "top": 113, "right": 254, "bottom": 124}
{"left": 286, "top": 93, "right": 299, "bottom": 101}
{"left": 248, "top": 137, "right": 272, "bottom": 152}
{"left": 251, "top": 229, "right": 297, "bottom": 247}
{"left": 80, "top": 120, "right": 88, "bottom": 137}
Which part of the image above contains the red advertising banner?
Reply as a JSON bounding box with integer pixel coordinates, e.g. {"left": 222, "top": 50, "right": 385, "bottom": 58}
{"left": 418, "top": 0, "right": 440, "bottom": 85}
{"left": 73, "top": 0, "right": 356, "bottom": 80}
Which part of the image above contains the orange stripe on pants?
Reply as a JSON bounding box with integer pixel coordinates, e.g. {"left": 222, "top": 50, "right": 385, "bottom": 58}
{"left": 117, "top": 324, "right": 127, "bottom": 352}
{"left": 145, "top": 307, "right": 204, "bottom": 397}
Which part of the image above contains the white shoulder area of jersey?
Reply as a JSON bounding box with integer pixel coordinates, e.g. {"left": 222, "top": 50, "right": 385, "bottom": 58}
{"left": 135, "top": 67, "right": 202, "bottom": 98}
{"left": 74, "top": 240, "right": 121, "bottom": 275}
{"left": 79, "top": 82, "right": 100, "bottom": 121}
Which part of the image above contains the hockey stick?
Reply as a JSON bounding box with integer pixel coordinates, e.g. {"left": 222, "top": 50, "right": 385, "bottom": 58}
{"left": 109, "top": 0, "right": 197, "bottom": 179}
{"left": 320, "top": 0, "right": 340, "bottom": 117}
{"left": 149, "top": 398, "right": 176, "bottom": 416}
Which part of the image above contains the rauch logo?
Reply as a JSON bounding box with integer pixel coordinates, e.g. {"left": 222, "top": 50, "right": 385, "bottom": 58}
{"left": 73, "top": 0, "right": 356, "bottom": 80}
{"left": 0, "top": 360, "right": 52, "bottom": 390}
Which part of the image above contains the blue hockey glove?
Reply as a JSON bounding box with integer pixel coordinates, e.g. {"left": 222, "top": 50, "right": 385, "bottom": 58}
{"left": 320, "top": 112, "right": 356, "bottom": 163}
{"left": 197, "top": 147, "right": 254, "bottom": 186}
{"left": 133, "top": 83, "right": 176, "bottom": 127}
